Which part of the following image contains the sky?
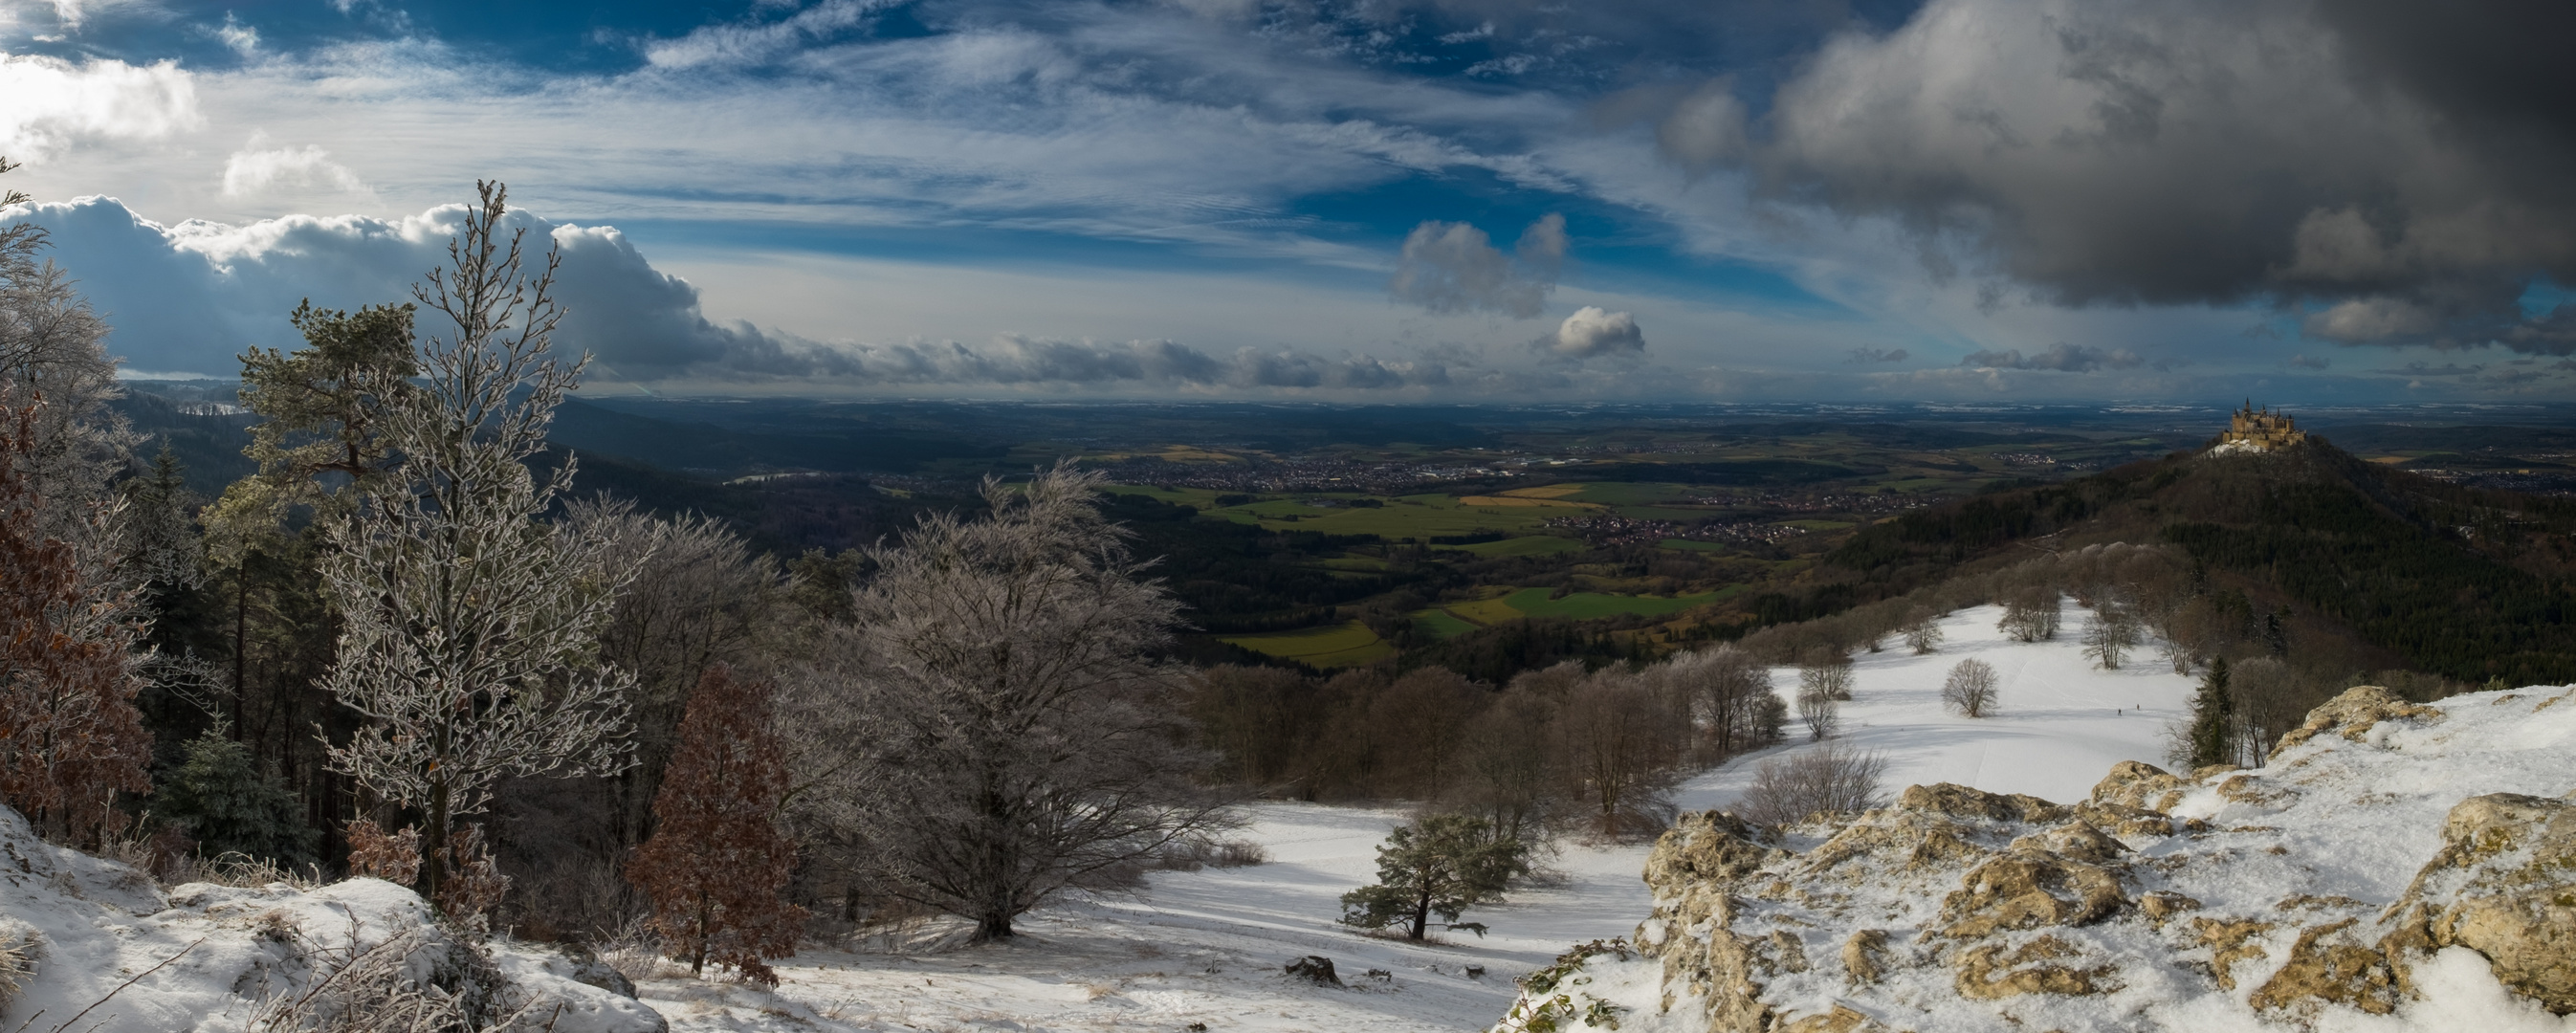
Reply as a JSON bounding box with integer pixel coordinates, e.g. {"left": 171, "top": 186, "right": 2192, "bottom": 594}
{"left": 1, "top": 0, "right": 2572, "bottom": 402}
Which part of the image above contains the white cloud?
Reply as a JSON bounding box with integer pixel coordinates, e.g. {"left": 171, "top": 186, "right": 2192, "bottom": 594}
{"left": 220, "top": 135, "right": 369, "bottom": 198}
{"left": 643, "top": 0, "right": 891, "bottom": 70}
{"left": 1545, "top": 306, "right": 1644, "bottom": 359}
{"left": 0, "top": 50, "right": 199, "bottom": 161}
{"left": 216, "top": 13, "right": 259, "bottom": 57}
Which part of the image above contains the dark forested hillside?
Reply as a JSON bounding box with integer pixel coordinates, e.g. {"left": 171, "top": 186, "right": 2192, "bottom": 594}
{"left": 1822, "top": 439, "right": 2576, "bottom": 684}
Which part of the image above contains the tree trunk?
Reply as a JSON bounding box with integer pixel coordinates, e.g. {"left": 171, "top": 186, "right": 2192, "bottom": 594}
{"left": 422, "top": 779, "right": 450, "bottom": 907}
{"left": 976, "top": 912, "right": 1014, "bottom": 941}
{"left": 1409, "top": 885, "right": 1430, "bottom": 941}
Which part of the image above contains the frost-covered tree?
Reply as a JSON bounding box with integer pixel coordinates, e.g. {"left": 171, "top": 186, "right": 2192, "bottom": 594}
{"left": 627, "top": 666, "right": 804, "bottom": 981}
{"left": 319, "top": 183, "right": 642, "bottom": 905}
{"left": 1338, "top": 814, "right": 1527, "bottom": 941}
{"left": 788, "top": 464, "right": 1229, "bottom": 941}
{"left": 1940, "top": 657, "right": 1999, "bottom": 717}
{"left": 0, "top": 391, "right": 150, "bottom": 846}
{"left": 0, "top": 159, "right": 125, "bottom": 548}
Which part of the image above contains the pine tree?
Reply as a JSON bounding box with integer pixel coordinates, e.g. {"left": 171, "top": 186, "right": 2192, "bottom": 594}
{"left": 2188, "top": 657, "right": 2234, "bottom": 768}
{"left": 627, "top": 666, "right": 804, "bottom": 980}
{"left": 159, "top": 725, "right": 317, "bottom": 866}
{"left": 0, "top": 391, "right": 151, "bottom": 846}
{"left": 1338, "top": 814, "right": 1528, "bottom": 941}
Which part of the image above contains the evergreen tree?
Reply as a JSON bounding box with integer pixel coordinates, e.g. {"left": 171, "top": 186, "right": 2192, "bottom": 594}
{"left": 1339, "top": 814, "right": 1528, "bottom": 941}
{"left": 159, "top": 725, "right": 317, "bottom": 866}
{"left": 2188, "top": 657, "right": 2235, "bottom": 768}
{"left": 627, "top": 666, "right": 804, "bottom": 981}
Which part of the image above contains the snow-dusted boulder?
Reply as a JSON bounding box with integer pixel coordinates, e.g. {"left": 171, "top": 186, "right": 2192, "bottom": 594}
{"left": 1495, "top": 685, "right": 2576, "bottom": 1032}
{"left": 0, "top": 804, "right": 660, "bottom": 1032}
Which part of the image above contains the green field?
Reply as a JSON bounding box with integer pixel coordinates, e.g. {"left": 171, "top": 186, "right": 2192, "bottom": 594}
{"left": 1658, "top": 538, "right": 1729, "bottom": 552}
{"left": 1436, "top": 535, "right": 1584, "bottom": 558}
{"left": 1501, "top": 585, "right": 1735, "bottom": 619}
{"left": 1214, "top": 494, "right": 1553, "bottom": 538}
{"left": 1220, "top": 621, "right": 1397, "bottom": 668}
{"left": 1410, "top": 608, "right": 1480, "bottom": 640}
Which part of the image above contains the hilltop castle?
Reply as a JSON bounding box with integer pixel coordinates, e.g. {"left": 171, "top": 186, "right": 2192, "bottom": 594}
{"left": 2216, "top": 401, "right": 2306, "bottom": 452}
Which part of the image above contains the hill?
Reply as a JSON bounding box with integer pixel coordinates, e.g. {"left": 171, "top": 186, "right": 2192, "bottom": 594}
{"left": 1810, "top": 436, "right": 2576, "bottom": 686}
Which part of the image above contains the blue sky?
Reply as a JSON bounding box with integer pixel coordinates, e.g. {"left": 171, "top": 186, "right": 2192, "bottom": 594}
{"left": 3, "top": 0, "right": 2573, "bottom": 401}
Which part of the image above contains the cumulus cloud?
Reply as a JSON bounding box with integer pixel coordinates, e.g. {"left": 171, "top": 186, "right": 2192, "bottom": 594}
{"left": 1959, "top": 342, "right": 2141, "bottom": 372}
{"left": 1542, "top": 305, "right": 1644, "bottom": 359}
{"left": 1844, "top": 346, "right": 1908, "bottom": 364}
{"left": 0, "top": 51, "right": 199, "bottom": 160}
{"left": 1389, "top": 213, "right": 1565, "bottom": 318}
{"left": 1663, "top": 0, "right": 2576, "bottom": 350}
{"left": 0, "top": 196, "right": 1450, "bottom": 392}
{"left": 220, "top": 136, "right": 369, "bottom": 198}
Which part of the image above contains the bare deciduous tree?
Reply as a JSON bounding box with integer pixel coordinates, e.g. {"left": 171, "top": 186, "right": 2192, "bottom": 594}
{"left": 1997, "top": 587, "right": 2061, "bottom": 642}
{"left": 1554, "top": 670, "right": 1681, "bottom": 838}
{"left": 1901, "top": 608, "right": 1945, "bottom": 654}
{"left": 787, "top": 464, "right": 1231, "bottom": 942}
{"left": 1794, "top": 686, "right": 1838, "bottom": 741}
{"left": 2082, "top": 603, "right": 2143, "bottom": 670}
{"left": 1797, "top": 648, "right": 1853, "bottom": 702}
{"left": 1940, "top": 657, "right": 1999, "bottom": 717}
{"left": 320, "top": 183, "right": 643, "bottom": 906}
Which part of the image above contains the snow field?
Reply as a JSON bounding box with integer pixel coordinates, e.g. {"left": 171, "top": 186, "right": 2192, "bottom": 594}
{"left": 637, "top": 601, "right": 2211, "bottom": 1032}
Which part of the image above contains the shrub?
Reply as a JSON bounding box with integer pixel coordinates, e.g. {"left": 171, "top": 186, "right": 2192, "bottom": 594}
{"left": 1734, "top": 744, "right": 1888, "bottom": 827}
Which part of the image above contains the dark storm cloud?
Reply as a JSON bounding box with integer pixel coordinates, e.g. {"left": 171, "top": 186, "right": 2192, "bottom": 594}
{"left": 1645, "top": 0, "right": 2576, "bottom": 353}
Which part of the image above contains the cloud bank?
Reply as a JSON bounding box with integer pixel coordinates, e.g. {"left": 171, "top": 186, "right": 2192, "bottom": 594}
{"left": 0, "top": 195, "right": 1455, "bottom": 392}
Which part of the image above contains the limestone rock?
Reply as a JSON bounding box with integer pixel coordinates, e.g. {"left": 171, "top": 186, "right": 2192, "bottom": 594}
{"left": 2091, "top": 759, "right": 2191, "bottom": 812}
{"left": 2397, "top": 792, "right": 2576, "bottom": 1013}
{"left": 2270, "top": 685, "right": 2441, "bottom": 757}
{"left": 1492, "top": 685, "right": 2576, "bottom": 1033}
{"left": 2249, "top": 918, "right": 2400, "bottom": 1016}
{"left": 1953, "top": 935, "right": 2116, "bottom": 1000}
{"left": 1937, "top": 850, "right": 2126, "bottom": 938}
{"left": 1900, "top": 782, "right": 2070, "bottom": 824}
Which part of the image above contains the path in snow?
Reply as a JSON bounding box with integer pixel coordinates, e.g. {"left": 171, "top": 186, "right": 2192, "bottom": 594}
{"left": 636, "top": 602, "right": 2195, "bottom": 1032}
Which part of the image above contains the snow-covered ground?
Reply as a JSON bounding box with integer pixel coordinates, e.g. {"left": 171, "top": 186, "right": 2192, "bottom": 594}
{"left": 638, "top": 603, "right": 2198, "bottom": 1032}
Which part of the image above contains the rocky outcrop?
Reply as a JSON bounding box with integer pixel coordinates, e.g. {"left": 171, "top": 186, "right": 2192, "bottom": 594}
{"left": 1494, "top": 685, "right": 2576, "bottom": 1032}
{"left": 0, "top": 804, "right": 662, "bottom": 1033}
